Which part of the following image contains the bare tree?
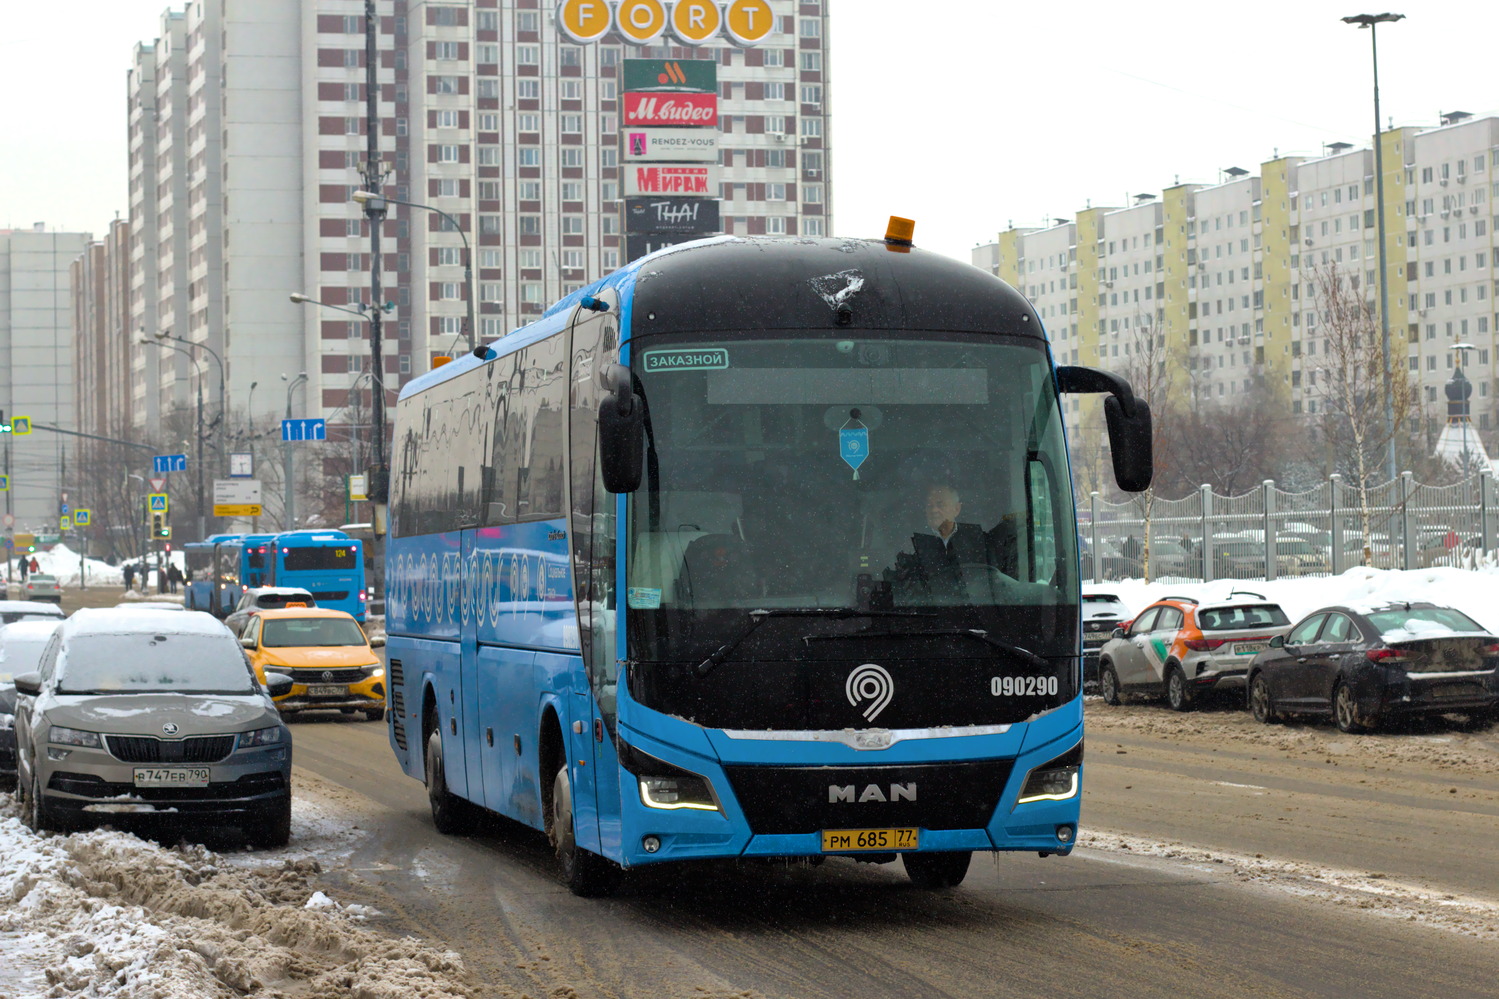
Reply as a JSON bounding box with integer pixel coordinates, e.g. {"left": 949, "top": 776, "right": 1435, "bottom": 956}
{"left": 1158, "top": 376, "right": 1299, "bottom": 496}
{"left": 1309, "top": 261, "right": 1415, "bottom": 564}
{"left": 1112, "top": 313, "right": 1178, "bottom": 579}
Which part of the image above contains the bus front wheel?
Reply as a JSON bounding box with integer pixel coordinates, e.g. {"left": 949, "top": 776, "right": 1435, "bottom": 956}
{"left": 550, "top": 764, "right": 619, "bottom": 897}
{"left": 904, "top": 850, "right": 972, "bottom": 888}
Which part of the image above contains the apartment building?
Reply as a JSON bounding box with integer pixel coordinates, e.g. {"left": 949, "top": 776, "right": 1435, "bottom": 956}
{"left": 115, "top": 0, "right": 832, "bottom": 516}
{"left": 73, "top": 219, "right": 134, "bottom": 442}
{"left": 977, "top": 112, "right": 1499, "bottom": 457}
{"left": 1, "top": 225, "right": 91, "bottom": 531}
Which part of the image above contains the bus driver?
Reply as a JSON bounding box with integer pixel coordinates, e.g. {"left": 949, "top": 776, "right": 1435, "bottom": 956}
{"left": 886, "top": 483, "right": 1004, "bottom": 602}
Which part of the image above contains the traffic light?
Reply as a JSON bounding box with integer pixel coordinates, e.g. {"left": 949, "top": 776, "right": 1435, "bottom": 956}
{"left": 151, "top": 511, "right": 171, "bottom": 539}
{"left": 164, "top": 541, "right": 173, "bottom": 553}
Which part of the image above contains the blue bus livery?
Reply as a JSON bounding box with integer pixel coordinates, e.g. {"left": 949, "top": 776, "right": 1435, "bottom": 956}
{"left": 267, "top": 531, "right": 367, "bottom": 621}
{"left": 385, "top": 227, "right": 1152, "bottom": 894}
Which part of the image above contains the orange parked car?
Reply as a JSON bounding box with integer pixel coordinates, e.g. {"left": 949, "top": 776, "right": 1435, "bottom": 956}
{"left": 239, "top": 607, "right": 386, "bottom": 721}
{"left": 1096, "top": 593, "right": 1292, "bottom": 710}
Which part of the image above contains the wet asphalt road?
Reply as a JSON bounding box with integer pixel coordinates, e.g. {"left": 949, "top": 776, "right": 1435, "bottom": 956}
{"left": 287, "top": 712, "right": 1499, "bottom": 999}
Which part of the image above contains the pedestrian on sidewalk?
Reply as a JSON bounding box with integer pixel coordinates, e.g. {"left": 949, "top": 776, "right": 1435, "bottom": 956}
{"left": 123, "top": 562, "right": 136, "bottom": 591}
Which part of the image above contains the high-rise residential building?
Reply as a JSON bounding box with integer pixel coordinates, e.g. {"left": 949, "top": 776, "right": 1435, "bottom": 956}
{"left": 1, "top": 225, "right": 91, "bottom": 532}
{"left": 73, "top": 219, "right": 134, "bottom": 441}
{"left": 118, "top": 0, "right": 833, "bottom": 528}
{"left": 976, "top": 112, "right": 1499, "bottom": 463}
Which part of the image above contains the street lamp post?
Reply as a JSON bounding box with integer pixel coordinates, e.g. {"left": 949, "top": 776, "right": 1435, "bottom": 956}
{"left": 141, "top": 337, "right": 207, "bottom": 542}
{"left": 1343, "top": 12, "right": 1405, "bottom": 482}
{"left": 352, "top": 190, "right": 476, "bottom": 354}
{"left": 282, "top": 372, "right": 308, "bottom": 530}
{"left": 155, "top": 330, "right": 227, "bottom": 469}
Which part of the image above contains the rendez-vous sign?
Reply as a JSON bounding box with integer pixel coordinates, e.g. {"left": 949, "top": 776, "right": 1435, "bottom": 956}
{"left": 623, "top": 92, "right": 717, "bottom": 128}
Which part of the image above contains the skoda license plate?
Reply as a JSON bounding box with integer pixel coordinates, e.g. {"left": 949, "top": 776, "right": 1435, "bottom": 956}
{"left": 133, "top": 767, "right": 210, "bottom": 788}
{"left": 821, "top": 827, "right": 919, "bottom": 852}
{"left": 1235, "top": 642, "right": 1269, "bottom": 656}
{"left": 308, "top": 684, "right": 346, "bottom": 697}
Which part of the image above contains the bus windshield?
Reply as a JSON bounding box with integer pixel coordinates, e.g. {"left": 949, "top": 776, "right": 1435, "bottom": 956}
{"left": 624, "top": 333, "right": 1078, "bottom": 722}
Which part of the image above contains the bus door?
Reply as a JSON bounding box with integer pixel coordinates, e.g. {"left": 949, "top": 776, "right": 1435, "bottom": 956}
{"left": 566, "top": 291, "right": 623, "bottom": 857}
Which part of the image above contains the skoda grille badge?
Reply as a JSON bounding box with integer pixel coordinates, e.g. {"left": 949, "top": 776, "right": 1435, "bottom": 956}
{"left": 846, "top": 663, "right": 893, "bottom": 722}
{"left": 161, "top": 722, "right": 179, "bottom": 736}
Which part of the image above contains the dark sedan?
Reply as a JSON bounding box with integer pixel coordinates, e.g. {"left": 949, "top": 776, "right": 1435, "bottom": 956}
{"left": 1246, "top": 602, "right": 1499, "bottom": 732}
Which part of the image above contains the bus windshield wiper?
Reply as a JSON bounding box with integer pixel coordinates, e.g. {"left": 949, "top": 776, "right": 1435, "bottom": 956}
{"left": 695, "top": 608, "right": 932, "bottom": 677}
{"left": 804, "top": 627, "right": 1051, "bottom": 670}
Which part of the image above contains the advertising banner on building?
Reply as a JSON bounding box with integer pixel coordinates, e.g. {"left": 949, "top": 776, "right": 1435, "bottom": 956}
{"left": 623, "top": 91, "right": 718, "bottom": 128}
{"left": 623, "top": 127, "right": 719, "bottom": 162}
{"left": 626, "top": 197, "right": 721, "bottom": 234}
{"left": 627, "top": 232, "right": 700, "bottom": 260}
{"left": 625, "top": 164, "right": 719, "bottom": 197}
{"left": 622, "top": 58, "right": 717, "bottom": 93}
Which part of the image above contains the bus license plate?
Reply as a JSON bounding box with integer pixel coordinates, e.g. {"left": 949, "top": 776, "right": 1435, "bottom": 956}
{"left": 821, "top": 828, "right": 919, "bottom": 852}
{"left": 307, "top": 684, "right": 347, "bottom": 697}
{"left": 1235, "top": 642, "right": 1269, "bottom": 655}
{"left": 133, "top": 767, "right": 210, "bottom": 788}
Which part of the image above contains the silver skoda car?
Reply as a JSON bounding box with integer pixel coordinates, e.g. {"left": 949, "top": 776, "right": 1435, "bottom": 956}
{"left": 10, "top": 608, "right": 294, "bottom": 846}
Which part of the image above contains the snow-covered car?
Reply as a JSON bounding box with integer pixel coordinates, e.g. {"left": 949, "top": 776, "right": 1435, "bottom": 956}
{"left": 224, "top": 586, "right": 316, "bottom": 637}
{"left": 0, "top": 600, "right": 66, "bottom": 626}
{"left": 1098, "top": 593, "right": 1293, "bottom": 710}
{"left": 0, "top": 619, "right": 63, "bottom": 788}
{"left": 1081, "top": 591, "right": 1130, "bottom": 690}
{"left": 21, "top": 574, "right": 63, "bottom": 603}
{"left": 10, "top": 608, "right": 295, "bottom": 845}
{"left": 1246, "top": 602, "right": 1499, "bottom": 732}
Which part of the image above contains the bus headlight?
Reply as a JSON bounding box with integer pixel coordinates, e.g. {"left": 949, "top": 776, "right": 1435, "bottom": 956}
{"left": 1017, "top": 741, "right": 1083, "bottom": 803}
{"left": 618, "top": 741, "right": 720, "bottom": 813}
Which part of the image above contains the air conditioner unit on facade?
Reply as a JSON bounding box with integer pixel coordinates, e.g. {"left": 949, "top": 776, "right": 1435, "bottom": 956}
{"left": 1441, "top": 209, "right": 1451, "bottom": 218}
{"left": 1441, "top": 178, "right": 1449, "bottom": 186}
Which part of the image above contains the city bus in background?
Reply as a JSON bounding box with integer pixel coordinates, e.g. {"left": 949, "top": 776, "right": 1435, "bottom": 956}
{"left": 183, "top": 535, "right": 240, "bottom": 614}
{"left": 208, "top": 534, "right": 277, "bottom": 616}
{"left": 267, "top": 530, "right": 367, "bottom": 622}
{"left": 384, "top": 224, "right": 1152, "bottom": 895}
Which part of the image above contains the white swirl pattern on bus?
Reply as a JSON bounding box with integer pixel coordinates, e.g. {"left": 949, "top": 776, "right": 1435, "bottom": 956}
{"left": 387, "top": 547, "right": 570, "bottom": 631}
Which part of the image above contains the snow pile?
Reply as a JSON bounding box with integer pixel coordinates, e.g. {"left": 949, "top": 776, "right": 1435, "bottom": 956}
{"left": 1096, "top": 565, "right": 1499, "bottom": 633}
{"left": 5, "top": 544, "right": 140, "bottom": 589}
{"left": 0, "top": 795, "right": 479, "bottom": 999}
{"left": 1079, "top": 829, "right": 1499, "bottom": 940}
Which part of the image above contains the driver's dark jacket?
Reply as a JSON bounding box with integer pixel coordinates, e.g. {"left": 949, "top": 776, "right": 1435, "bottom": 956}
{"left": 892, "top": 523, "right": 996, "bottom": 600}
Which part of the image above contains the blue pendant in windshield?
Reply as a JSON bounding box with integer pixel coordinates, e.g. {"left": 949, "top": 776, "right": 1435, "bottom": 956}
{"left": 839, "top": 410, "right": 869, "bottom": 480}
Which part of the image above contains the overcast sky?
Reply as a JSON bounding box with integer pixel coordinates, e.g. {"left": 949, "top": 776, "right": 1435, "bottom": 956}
{"left": 3, "top": 1, "right": 1498, "bottom": 263}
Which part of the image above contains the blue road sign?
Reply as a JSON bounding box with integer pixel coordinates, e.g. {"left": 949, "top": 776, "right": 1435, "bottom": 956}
{"left": 154, "top": 454, "right": 188, "bottom": 473}
{"left": 74, "top": 509, "right": 92, "bottom": 526}
{"left": 281, "top": 418, "right": 327, "bottom": 442}
{"left": 148, "top": 493, "right": 169, "bottom": 512}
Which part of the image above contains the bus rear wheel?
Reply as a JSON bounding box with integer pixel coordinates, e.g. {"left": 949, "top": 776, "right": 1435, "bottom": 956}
{"left": 425, "top": 730, "right": 477, "bottom": 835}
{"left": 904, "top": 850, "right": 972, "bottom": 888}
{"left": 550, "top": 764, "right": 619, "bottom": 897}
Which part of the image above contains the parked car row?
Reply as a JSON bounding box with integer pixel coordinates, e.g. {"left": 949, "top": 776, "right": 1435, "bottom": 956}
{"left": 0, "top": 595, "right": 386, "bottom": 848}
{"left": 1094, "top": 594, "right": 1499, "bottom": 731}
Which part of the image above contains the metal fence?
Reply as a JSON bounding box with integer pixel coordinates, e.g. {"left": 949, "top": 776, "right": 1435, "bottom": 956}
{"left": 1079, "top": 471, "right": 1499, "bottom": 583}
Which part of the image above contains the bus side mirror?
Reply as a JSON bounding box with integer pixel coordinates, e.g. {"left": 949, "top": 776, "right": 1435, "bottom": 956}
{"left": 1056, "top": 365, "right": 1153, "bottom": 493}
{"left": 598, "top": 364, "right": 644, "bottom": 494}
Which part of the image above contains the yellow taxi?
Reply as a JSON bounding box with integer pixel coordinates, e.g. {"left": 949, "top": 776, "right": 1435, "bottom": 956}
{"left": 239, "top": 607, "right": 386, "bottom": 721}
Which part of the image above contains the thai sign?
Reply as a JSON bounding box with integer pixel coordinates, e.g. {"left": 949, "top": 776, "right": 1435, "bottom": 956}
{"left": 623, "top": 127, "right": 719, "bottom": 162}
{"left": 626, "top": 196, "right": 721, "bottom": 233}
{"left": 623, "top": 92, "right": 718, "bottom": 128}
{"left": 625, "top": 164, "right": 719, "bottom": 197}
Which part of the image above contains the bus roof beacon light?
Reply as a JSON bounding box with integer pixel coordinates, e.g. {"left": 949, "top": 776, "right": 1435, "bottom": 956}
{"left": 884, "top": 216, "right": 916, "bottom": 247}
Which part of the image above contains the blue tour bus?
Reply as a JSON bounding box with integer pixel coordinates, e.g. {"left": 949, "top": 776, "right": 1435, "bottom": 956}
{"left": 266, "top": 530, "right": 368, "bottom": 621}
{"left": 385, "top": 228, "right": 1151, "bottom": 894}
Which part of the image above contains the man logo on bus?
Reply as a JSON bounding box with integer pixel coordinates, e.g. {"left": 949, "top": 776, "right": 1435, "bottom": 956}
{"left": 846, "top": 663, "right": 893, "bottom": 722}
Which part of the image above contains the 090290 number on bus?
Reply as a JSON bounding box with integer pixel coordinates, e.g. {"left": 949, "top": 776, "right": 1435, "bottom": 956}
{"left": 991, "top": 675, "right": 1059, "bottom": 696}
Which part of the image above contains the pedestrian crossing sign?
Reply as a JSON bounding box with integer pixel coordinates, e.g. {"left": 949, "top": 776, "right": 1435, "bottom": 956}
{"left": 0, "top": 474, "right": 8, "bottom": 491}
{"left": 10, "top": 416, "right": 30, "bottom": 435}
{"left": 74, "top": 509, "right": 91, "bottom": 526}
{"left": 148, "top": 493, "right": 169, "bottom": 512}
{"left": 59, "top": 515, "right": 72, "bottom": 531}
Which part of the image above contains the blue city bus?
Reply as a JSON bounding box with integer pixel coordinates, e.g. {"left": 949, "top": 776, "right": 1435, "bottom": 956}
{"left": 209, "top": 533, "right": 278, "bottom": 614}
{"left": 267, "top": 531, "right": 368, "bottom": 621}
{"left": 183, "top": 534, "right": 241, "bottom": 614}
{"left": 385, "top": 229, "right": 1151, "bottom": 895}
